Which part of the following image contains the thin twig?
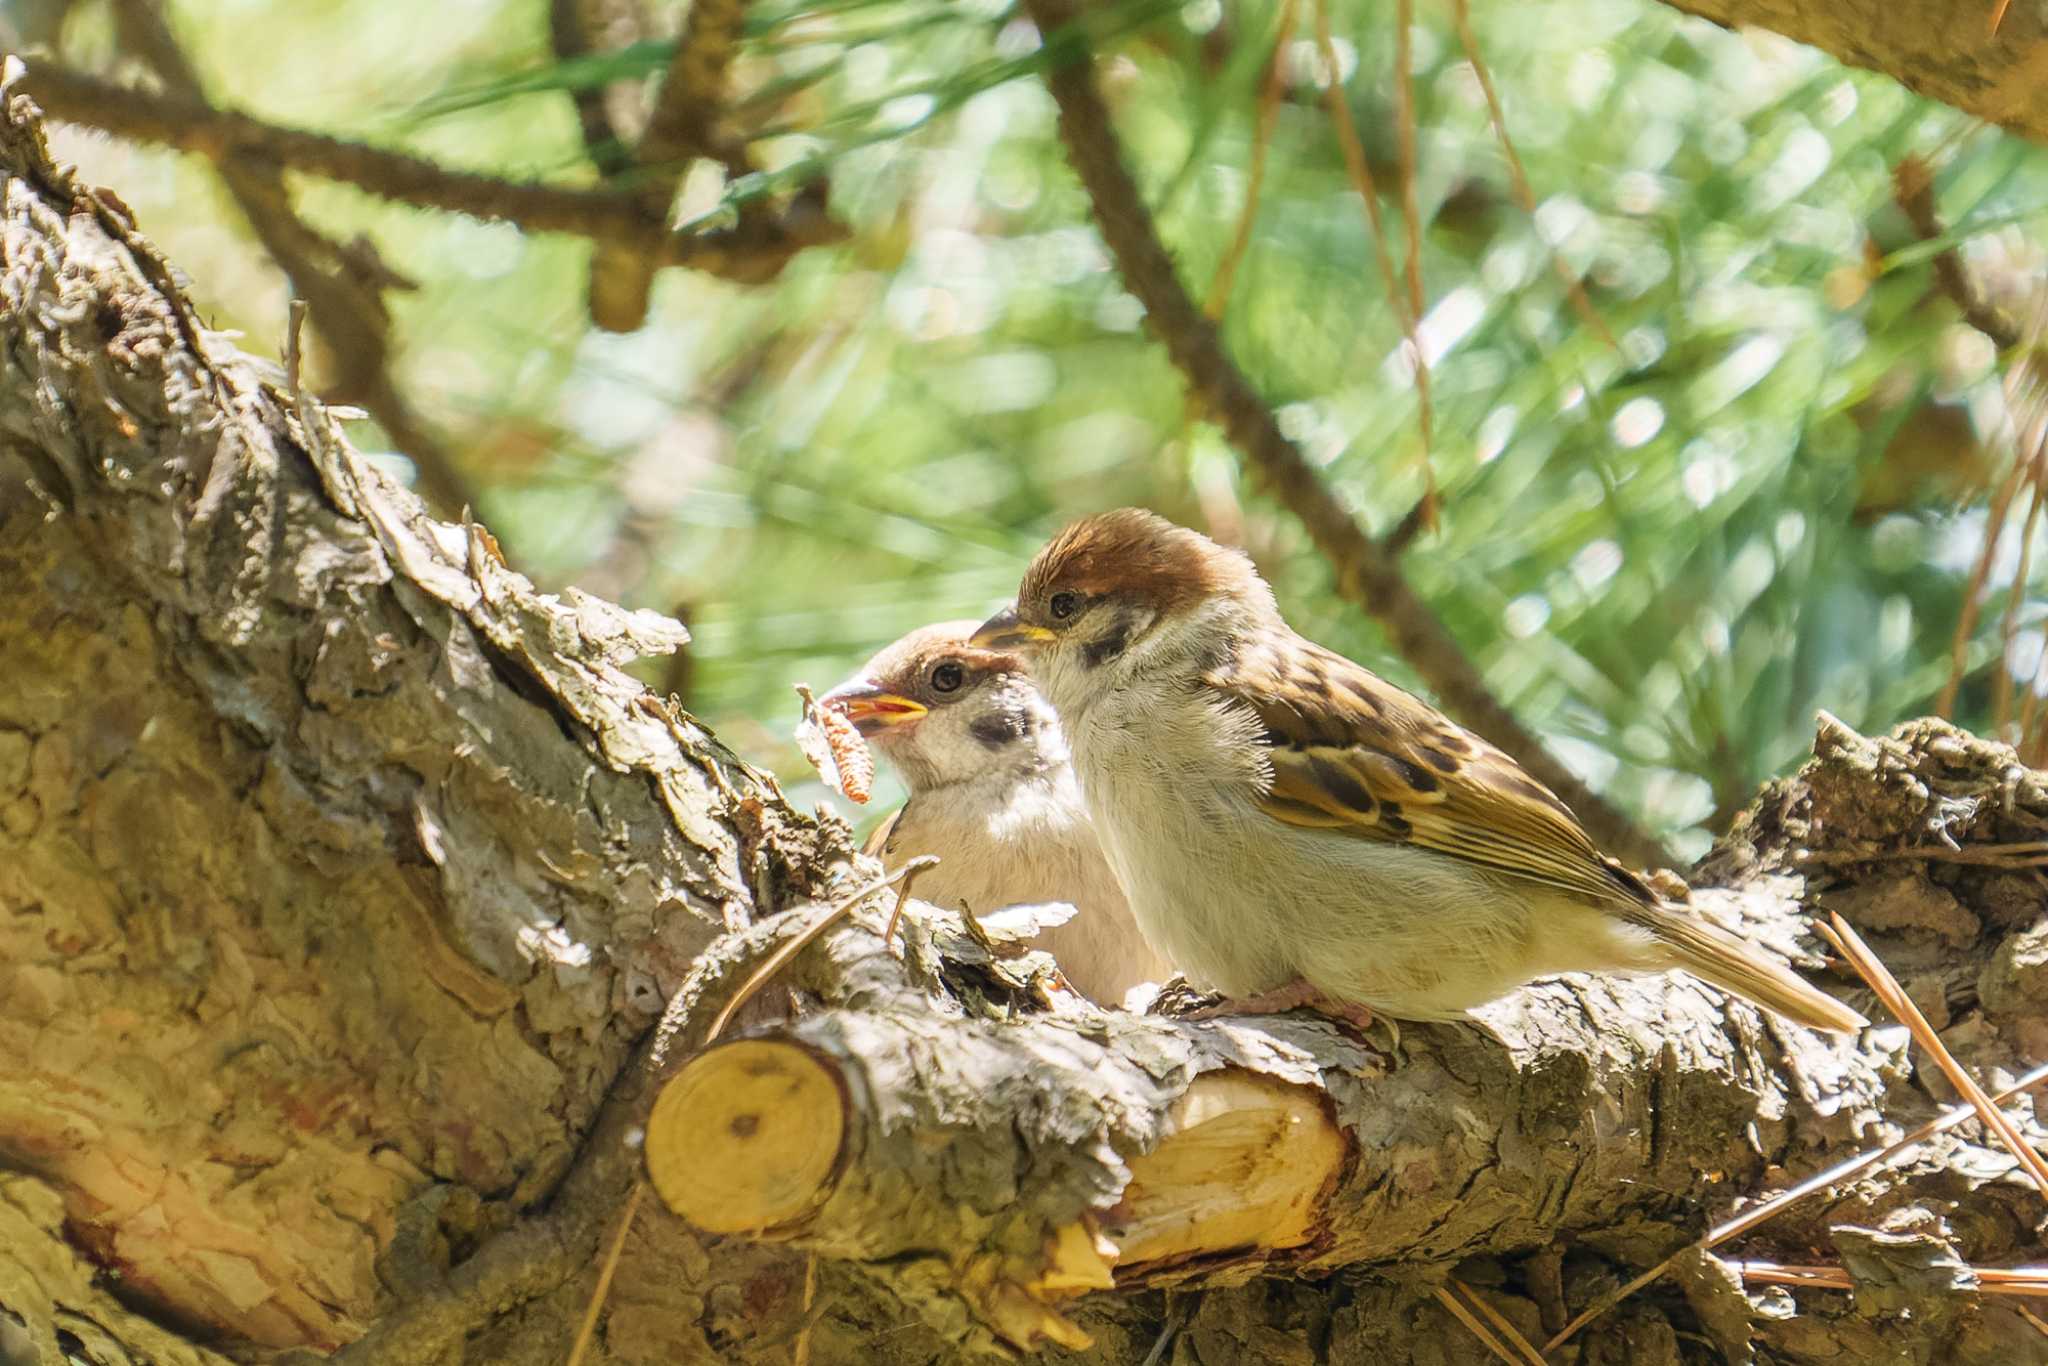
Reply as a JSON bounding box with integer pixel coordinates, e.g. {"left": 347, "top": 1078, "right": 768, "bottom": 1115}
{"left": 1894, "top": 157, "right": 2023, "bottom": 352}
{"left": 1448, "top": 0, "right": 1615, "bottom": 351}
{"left": 1311, "top": 0, "right": 1433, "bottom": 523}
{"left": 881, "top": 856, "right": 934, "bottom": 950}
{"left": 17, "top": 63, "right": 841, "bottom": 280}
{"left": 1203, "top": 0, "right": 1296, "bottom": 320}
{"left": 1311, "top": 0, "right": 1411, "bottom": 343}
{"left": 1020, "top": 0, "right": 1666, "bottom": 868}
{"left": 1730, "top": 1260, "right": 2048, "bottom": 1294}
{"left": 708, "top": 858, "right": 937, "bottom": 1040}
{"left": 1391, "top": 0, "right": 1437, "bottom": 523}
{"left": 1938, "top": 449, "right": 2027, "bottom": 717}
{"left": 564, "top": 1183, "right": 646, "bottom": 1366}
{"left": 1994, "top": 461, "right": 2046, "bottom": 731}
{"left": 1543, "top": 1061, "right": 2048, "bottom": 1351}
{"left": 1433, "top": 1285, "right": 1521, "bottom": 1365}
{"left": 1820, "top": 913, "right": 2048, "bottom": 1192}
{"left": 549, "top": 0, "right": 635, "bottom": 179}
{"left": 1796, "top": 841, "right": 2048, "bottom": 868}
{"left": 793, "top": 1253, "right": 819, "bottom": 1366}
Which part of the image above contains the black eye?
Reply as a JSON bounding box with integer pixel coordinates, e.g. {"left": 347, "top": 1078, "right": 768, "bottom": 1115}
{"left": 930, "top": 661, "right": 966, "bottom": 693}
{"left": 1048, "top": 591, "right": 1081, "bottom": 621}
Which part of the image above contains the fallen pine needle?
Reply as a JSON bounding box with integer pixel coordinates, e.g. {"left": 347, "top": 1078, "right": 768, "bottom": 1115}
{"left": 1731, "top": 1260, "right": 2048, "bottom": 1295}
{"left": 1821, "top": 913, "right": 2048, "bottom": 1193}
{"left": 1434, "top": 1285, "right": 1523, "bottom": 1365}
{"left": 708, "top": 857, "right": 937, "bottom": 1042}
{"left": 1445, "top": 1279, "right": 1545, "bottom": 1366}
{"left": 1543, "top": 1056, "right": 2048, "bottom": 1351}
{"left": 566, "top": 1183, "right": 647, "bottom": 1366}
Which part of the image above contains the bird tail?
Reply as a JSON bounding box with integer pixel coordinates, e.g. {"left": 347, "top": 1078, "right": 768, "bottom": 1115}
{"left": 1637, "top": 908, "right": 1868, "bottom": 1034}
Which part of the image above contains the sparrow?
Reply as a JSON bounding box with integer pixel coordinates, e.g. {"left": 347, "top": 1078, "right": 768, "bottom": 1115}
{"left": 820, "top": 621, "right": 1172, "bottom": 1006}
{"left": 971, "top": 509, "right": 1866, "bottom": 1034}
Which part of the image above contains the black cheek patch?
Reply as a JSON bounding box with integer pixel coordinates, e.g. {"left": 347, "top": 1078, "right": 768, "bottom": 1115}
{"left": 1082, "top": 616, "right": 1132, "bottom": 669}
{"left": 969, "top": 711, "right": 1029, "bottom": 749}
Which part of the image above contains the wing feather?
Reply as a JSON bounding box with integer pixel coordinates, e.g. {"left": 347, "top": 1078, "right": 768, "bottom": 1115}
{"left": 1212, "top": 641, "right": 1651, "bottom": 909}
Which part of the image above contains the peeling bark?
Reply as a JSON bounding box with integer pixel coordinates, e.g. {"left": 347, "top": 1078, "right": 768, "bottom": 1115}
{"left": 1, "top": 84, "right": 2045, "bottom": 1366}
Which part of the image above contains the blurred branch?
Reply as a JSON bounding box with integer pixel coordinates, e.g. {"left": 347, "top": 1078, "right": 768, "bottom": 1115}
{"left": 16, "top": 62, "right": 843, "bottom": 281}
{"left": 548, "top": 0, "right": 635, "bottom": 179}
{"left": 1893, "top": 158, "right": 2023, "bottom": 352}
{"left": 1021, "top": 0, "right": 1667, "bottom": 869}
{"left": 107, "top": 0, "right": 478, "bottom": 520}
{"left": 589, "top": 0, "right": 753, "bottom": 331}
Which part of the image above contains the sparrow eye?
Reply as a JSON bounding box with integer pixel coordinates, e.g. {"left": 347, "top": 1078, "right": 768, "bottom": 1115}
{"left": 1048, "top": 591, "right": 1081, "bottom": 621}
{"left": 930, "top": 661, "right": 966, "bottom": 693}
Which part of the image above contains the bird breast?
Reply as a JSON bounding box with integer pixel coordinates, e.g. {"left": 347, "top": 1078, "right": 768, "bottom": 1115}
{"left": 1062, "top": 677, "right": 1544, "bottom": 1014}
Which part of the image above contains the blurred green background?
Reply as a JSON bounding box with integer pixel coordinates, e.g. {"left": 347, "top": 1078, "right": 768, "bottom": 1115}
{"left": 21, "top": 0, "right": 2047, "bottom": 859}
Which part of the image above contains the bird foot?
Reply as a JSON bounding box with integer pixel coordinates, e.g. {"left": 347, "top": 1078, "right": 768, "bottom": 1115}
{"left": 1179, "top": 979, "right": 1374, "bottom": 1030}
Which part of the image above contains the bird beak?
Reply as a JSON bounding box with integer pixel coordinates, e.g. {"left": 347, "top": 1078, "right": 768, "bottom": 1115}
{"left": 971, "top": 605, "right": 1054, "bottom": 652}
{"left": 819, "top": 678, "right": 927, "bottom": 736}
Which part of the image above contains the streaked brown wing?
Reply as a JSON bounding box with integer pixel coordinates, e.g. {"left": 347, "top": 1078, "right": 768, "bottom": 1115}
{"left": 1210, "top": 639, "right": 1651, "bottom": 909}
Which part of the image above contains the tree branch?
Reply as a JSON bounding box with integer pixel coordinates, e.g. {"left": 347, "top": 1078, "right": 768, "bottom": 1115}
{"left": 14, "top": 61, "right": 842, "bottom": 281}
{"left": 1020, "top": 0, "right": 1667, "bottom": 870}
{"left": 106, "top": 0, "right": 479, "bottom": 518}
{"left": 548, "top": 0, "right": 636, "bottom": 181}
{"left": 588, "top": 0, "right": 753, "bottom": 331}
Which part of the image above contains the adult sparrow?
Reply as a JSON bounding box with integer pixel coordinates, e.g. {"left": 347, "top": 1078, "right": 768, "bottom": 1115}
{"left": 972, "top": 509, "right": 1865, "bottom": 1033}
{"left": 821, "top": 621, "right": 1171, "bottom": 1006}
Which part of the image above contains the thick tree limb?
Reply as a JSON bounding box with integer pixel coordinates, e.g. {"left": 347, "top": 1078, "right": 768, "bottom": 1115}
{"left": 0, "top": 81, "right": 839, "bottom": 1357}
{"left": 1022, "top": 0, "right": 1666, "bottom": 871}
{"left": 5, "top": 62, "right": 2047, "bottom": 1366}
{"left": 644, "top": 717, "right": 2048, "bottom": 1359}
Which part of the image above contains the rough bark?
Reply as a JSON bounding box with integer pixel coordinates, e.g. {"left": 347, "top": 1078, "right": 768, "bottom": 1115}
{"left": 1, "top": 82, "right": 2045, "bottom": 1366}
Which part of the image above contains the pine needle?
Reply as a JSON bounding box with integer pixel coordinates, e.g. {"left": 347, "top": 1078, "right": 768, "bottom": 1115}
{"left": 1434, "top": 1285, "right": 1522, "bottom": 1364}
{"left": 1205, "top": 0, "right": 1299, "bottom": 320}
{"left": 1819, "top": 913, "right": 2048, "bottom": 1193}
{"left": 1543, "top": 1055, "right": 2048, "bottom": 1350}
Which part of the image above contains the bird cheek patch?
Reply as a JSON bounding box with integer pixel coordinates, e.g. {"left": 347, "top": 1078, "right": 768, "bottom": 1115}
{"left": 968, "top": 710, "right": 1029, "bottom": 749}
{"left": 1081, "top": 614, "right": 1133, "bottom": 669}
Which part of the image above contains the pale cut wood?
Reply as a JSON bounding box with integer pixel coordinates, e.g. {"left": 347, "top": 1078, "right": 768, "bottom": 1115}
{"left": 645, "top": 1039, "right": 847, "bottom": 1235}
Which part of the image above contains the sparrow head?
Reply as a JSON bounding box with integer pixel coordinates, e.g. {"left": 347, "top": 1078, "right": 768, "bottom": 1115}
{"left": 972, "top": 509, "right": 1274, "bottom": 700}
{"left": 821, "top": 621, "right": 1062, "bottom": 792}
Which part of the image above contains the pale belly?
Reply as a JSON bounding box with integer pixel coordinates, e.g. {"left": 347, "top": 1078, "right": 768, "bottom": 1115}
{"left": 1072, "top": 718, "right": 1575, "bottom": 1019}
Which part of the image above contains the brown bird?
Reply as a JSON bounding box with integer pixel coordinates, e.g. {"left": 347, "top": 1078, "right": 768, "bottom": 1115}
{"left": 972, "top": 509, "right": 1865, "bottom": 1033}
{"left": 821, "top": 621, "right": 1171, "bottom": 1006}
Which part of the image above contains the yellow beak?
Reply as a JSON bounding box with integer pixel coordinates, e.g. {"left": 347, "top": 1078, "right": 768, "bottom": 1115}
{"left": 971, "top": 606, "right": 1055, "bottom": 651}
{"left": 819, "top": 680, "right": 927, "bottom": 736}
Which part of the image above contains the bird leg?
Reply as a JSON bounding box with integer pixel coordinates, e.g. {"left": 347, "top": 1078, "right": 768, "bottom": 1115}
{"left": 1180, "top": 978, "right": 1374, "bottom": 1030}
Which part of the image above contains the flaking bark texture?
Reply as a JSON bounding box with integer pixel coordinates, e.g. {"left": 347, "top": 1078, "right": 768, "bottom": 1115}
{"left": 0, "top": 84, "right": 2044, "bottom": 1366}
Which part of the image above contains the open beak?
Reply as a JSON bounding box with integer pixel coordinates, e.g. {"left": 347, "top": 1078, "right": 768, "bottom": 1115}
{"left": 819, "top": 679, "right": 928, "bottom": 736}
{"left": 971, "top": 605, "right": 1054, "bottom": 652}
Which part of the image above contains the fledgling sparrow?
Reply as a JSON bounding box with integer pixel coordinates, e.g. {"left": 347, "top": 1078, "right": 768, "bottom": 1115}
{"left": 972, "top": 509, "right": 1865, "bottom": 1034}
{"left": 821, "top": 621, "right": 1172, "bottom": 1006}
